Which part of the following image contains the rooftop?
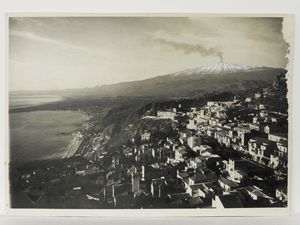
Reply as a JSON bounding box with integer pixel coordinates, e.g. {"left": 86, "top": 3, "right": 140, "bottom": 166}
{"left": 217, "top": 194, "right": 243, "bottom": 208}
{"left": 219, "top": 177, "right": 239, "bottom": 188}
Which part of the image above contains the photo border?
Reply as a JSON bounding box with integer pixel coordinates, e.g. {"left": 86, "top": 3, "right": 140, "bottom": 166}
{"left": 4, "top": 12, "right": 294, "bottom": 217}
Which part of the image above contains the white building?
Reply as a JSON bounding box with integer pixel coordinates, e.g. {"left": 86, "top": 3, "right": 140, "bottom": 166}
{"left": 276, "top": 187, "right": 287, "bottom": 202}
{"left": 141, "top": 131, "right": 151, "bottom": 141}
{"left": 187, "top": 135, "right": 201, "bottom": 149}
{"left": 157, "top": 111, "right": 176, "bottom": 120}
{"left": 268, "top": 133, "right": 288, "bottom": 143}
{"left": 186, "top": 119, "right": 197, "bottom": 130}
{"left": 175, "top": 146, "right": 188, "bottom": 162}
{"left": 187, "top": 156, "right": 206, "bottom": 169}
{"left": 224, "top": 159, "right": 248, "bottom": 183}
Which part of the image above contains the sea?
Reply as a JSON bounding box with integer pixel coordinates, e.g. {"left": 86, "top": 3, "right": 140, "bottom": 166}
{"left": 9, "top": 93, "right": 88, "bottom": 163}
{"left": 9, "top": 93, "right": 64, "bottom": 109}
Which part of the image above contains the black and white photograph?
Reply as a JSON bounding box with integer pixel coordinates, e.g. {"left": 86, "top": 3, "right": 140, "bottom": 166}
{"left": 7, "top": 15, "right": 292, "bottom": 213}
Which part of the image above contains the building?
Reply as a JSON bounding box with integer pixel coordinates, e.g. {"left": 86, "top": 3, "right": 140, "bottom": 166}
{"left": 194, "top": 144, "right": 213, "bottom": 155}
{"left": 187, "top": 135, "right": 201, "bottom": 149}
{"left": 269, "top": 153, "right": 280, "bottom": 169}
{"left": 255, "top": 92, "right": 262, "bottom": 99}
{"left": 207, "top": 101, "right": 234, "bottom": 107}
{"left": 218, "top": 177, "right": 238, "bottom": 192}
{"left": 167, "top": 193, "right": 192, "bottom": 207}
{"left": 143, "top": 165, "right": 167, "bottom": 181}
{"left": 179, "top": 131, "right": 192, "bottom": 145}
{"left": 224, "top": 159, "right": 248, "bottom": 183}
{"left": 244, "top": 186, "right": 273, "bottom": 201}
{"left": 141, "top": 131, "right": 151, "bottom": 141}
{"left": 75, "top": 164, "right": 100, "bottom": 176}
{"left": 157, "top": 111, "right": 176, "bottom": 120}
{"left": 248, "top": 137, "right": 275, "bottom": 164}
{"left": 234, "top": 125, "right": 255, "bottom": 146}
{"left": 214, "top": 131, "right": 231, "bottom": 147}
{"left": 174, "top": 145, "right": 188, "bottom": 162}
{"left": 111, "top": 155, "right": 120, "bottom": 169}
{"left": 276, "top": 186, "right": 287, "bottom": 202}
{"left": 187, "top": 156, "right": 206, "bottom": 170}
{"left": 277, "top": 140, "right": 288, "bottom": 154}
{"left": 114, "top": 194, "right": 135, "bottom": 208}
{"left": 188, "top": 182, "right": 216, "bottom": 200}
{"left": 131, "top": 172, "right": 142, "bottom": 194}
{"left": 212, "top": 194, "right": 243, "bottom": 208}
{"left": 245, "top": 97, "right": 252, "bottom": 103}
{"left": 143, "top": 148, "right": 155, "bottom": 159}
{"left": 151, "top": 177, "right": 167, "bottom": 198}
{"left": 268, "top": 133, "right": 288, "bottom": 143}
{"left": 186, "top": 119, "right": 198, "bottom": 130}
{"left": 188, "top": 169, "right": 217, "bottom": 186}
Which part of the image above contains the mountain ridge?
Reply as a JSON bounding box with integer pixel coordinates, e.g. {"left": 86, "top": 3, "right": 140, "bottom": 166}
{"left": 172, "top": 63, "right": 267, "bottom": 76}
{"left": 73, "top": 63, "right": 286, "bottom": 98}
{"left": 10, "top": 63, "right": 287, "bottom": 100}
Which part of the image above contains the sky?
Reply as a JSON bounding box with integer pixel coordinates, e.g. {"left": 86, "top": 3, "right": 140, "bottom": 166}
{"left": 9, "top": 17, "right": 289, "bottom": 91}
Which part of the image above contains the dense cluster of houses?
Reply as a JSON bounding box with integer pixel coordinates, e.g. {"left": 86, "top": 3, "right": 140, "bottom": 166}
{"left": 16, "top": 75, "right": 288, "bottom": 208}
{"left": 186, "top": 98, "right": 288, "bottom": 172}
{"left": 74, "top": 86, "right": 287, "bottom": 208}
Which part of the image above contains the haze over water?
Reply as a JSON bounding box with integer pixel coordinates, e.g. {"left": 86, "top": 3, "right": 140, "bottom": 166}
{"left": 9, "top": 93, "right": 63, "bottom": 109}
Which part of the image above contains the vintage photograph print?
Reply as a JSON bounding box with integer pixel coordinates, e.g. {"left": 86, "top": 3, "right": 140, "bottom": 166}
{"left": 7, "top": 15, "right": 292, "bottom": 214}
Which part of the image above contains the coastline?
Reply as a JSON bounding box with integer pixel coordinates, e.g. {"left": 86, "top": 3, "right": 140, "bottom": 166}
{"left": 9, "top": 109, "right": 89, "bottom": 163}
{"left": 63, "top": 131, "right": 83, "bottom": 158}
{"left": 63, "top": 110, "right": 91, "bottom": 159}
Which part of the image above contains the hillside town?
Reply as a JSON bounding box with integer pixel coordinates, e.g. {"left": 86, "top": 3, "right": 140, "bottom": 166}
{"left": 12, "top": 73, "right": 288, "bottom": 209}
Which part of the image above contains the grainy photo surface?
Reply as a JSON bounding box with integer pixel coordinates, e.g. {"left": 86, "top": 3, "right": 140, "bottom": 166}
{"left": 8, "top": 16, "right": 291, "bottom": 211}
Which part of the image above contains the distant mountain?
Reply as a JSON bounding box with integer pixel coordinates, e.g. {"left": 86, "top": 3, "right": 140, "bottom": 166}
{"left": 69, "top": 63, "right": 286, "bottom": 99}
{"left": 173, "top": 63, "right": 266, "bottom": 76}
{"left": 12, "top": 63, "right": 286, "bottom": 100}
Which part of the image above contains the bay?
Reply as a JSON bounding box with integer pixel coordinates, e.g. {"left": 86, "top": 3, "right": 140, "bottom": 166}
{"left": 9, "top": 110, "right": 88, "bottom": 162}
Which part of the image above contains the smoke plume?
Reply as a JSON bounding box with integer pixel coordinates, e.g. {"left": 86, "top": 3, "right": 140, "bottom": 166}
{"left": 153, "top": 38, "right": 223, "bottom": 63}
